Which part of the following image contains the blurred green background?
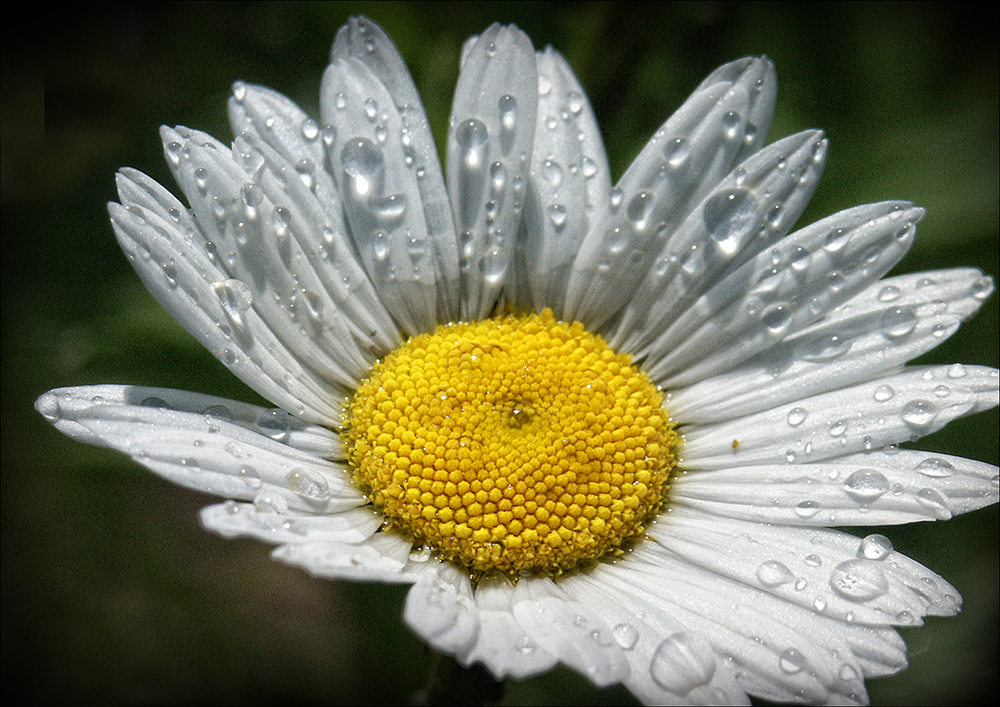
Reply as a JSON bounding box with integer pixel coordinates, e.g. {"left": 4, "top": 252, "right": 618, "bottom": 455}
{"left": 2, "top": 2, "right": 996, "bottom": 705}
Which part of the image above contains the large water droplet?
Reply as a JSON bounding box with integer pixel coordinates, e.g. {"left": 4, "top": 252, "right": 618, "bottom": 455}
{"left": 626, "top": 191, "right": 656, "bottom": 232}
{"left": 829, "top": 559, "right": 889, "bottom": 601}
{"left": 756, "top": 559, "right": 795, "bottom": 587}
{"left": 611, "top": 623, "right": 639, "bottom": 650}
{"left": 880, "top": 306, "right": 917, "bottom": 341}
{"left": 286, "top": 468, "right": 331, "bottom": 500}
{"left": 787, "top": 408, "right": 807, "bottom": 427}
{"left": 842, "top": 469, "right": 890, "bottom": 504}
{"left": 456, "top": 118, "right": 489, "bottom": 166}
{"left": 341, "top": 138, "right": 385, "bottom": 198}
{"left": 914, "top": 457, "right": 956, "bottom": 478}
{"left": 703, "top": 188, "right": 757, "bottom": 256}
{"left": 649, "top": 632, "right": 716, "bottom": 695}
{"left": 901, "top": 399, "right": 938, "bottom": 431}
{"left": 857, "top": 534, "right": 893, "bottom": 560}
{"left": 778, "top": 647, "right": 806, "bottom": 674}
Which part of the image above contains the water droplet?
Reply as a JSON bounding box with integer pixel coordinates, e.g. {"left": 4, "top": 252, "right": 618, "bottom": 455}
{"left": 901, "top": 399, "right": 938, "bottom": 431}
{"left": 341, "top": 138, "right": 385, "bottom": 198}
{"left": 828, "top": 420, "right": 848, "bottom": 437}
{"left": 829, "top": 559, "right": 889, "bottom": 601}
{"left": 703, "top": 188, "right": 757, "bottom": 256}
{"left": 36, "top": 392, "right": 61, "bottom": 421}
{"left": 456, "top": 118, "right": 489, "bottom": 166}
{"left": 762, "top": 303, "right": 793, "bottom": 334}
{"left": 880, "top": 307, "right": 917, "bottom": 341}
{"left": 663, "top": 137, "right": 690, "bottom": 168}
{"left": 611, "top": 623, "right": 639, "bottom": 650}
{"left": 257, "top": 409, "right": 290, "bottom": 442}
{"left": 253, "top": 491, "right": 288, "bottom": 514}
{"left": 140, "top": 396, "right": 170, "bottom": 409}
{"left": 547, "top": 204, "right": 567, "bottom": 229}
{"left": 842, "top": 469, "right": 890, "bottom": 503}
{"left": 498, "top": 94, "right": 517, "bottom": 130}
{"left": 756, "top": 560, "right": 795, "bottom": 587}
{"left": 778, "top": 647, "right": 806, "bottom": 674}
{"left": 799, "top": 332, "right": 851, "bottom": 362}
{"left": 787, "top": 408, "right": 807, "bottom": 427}
{"left": 916, "top": 487, "right": 952, "bottom": 518}
{"left": 300, "top": 118, "right": 319, "bottom": 141}
{"left": 286, "top": 468, "right": 331, "bottom": 500}
{"left": 857, "top": 534, "right": 893, "bottom": 560}
{"left": 489, "top": 161, "right": 507, "bottom": 192}
{"left": 626, "top": 191, "right": 656, "bottom": 233}
{"left": 232, "top": 81, "right": 247, "bottom": 102}
{"left": 649, "top": 632, "right": 716, "bottom": 694}
{"left": 873, "top": 384, "right": 895, "bottom": 402}
{"left": 795, "top": 501, "right": 820, "bottom": 519}
{"left": 721, "top": 111, "right": 743, "bottom": 140}
{"left": 914, "top": 457, "right": 956, "bottom": 478}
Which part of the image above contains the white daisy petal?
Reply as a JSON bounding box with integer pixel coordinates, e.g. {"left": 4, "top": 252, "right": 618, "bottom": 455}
{"left": 655, "top": 508, "right": 961, "bottom": 626}
{"left": 610, "top": 542, "right": 908, "bottom": 703}
{"left": 645, "top": 201, "right": 920, "bottom": 386}
{"left": 508, "top": 47, "right": 613, "bottom": 315}
{"left": 403, "top": 563, "right": 481, "bottom": 657}
{"left": 682, "top": 365, "right": 998, "bottom": 469}
{"left": 35, "top": 385, "right": 359, "bottom": 513}
{"left": 201, "top": 502, "right": 382, "bottom": 545}
{"left": 330, "top": 16, "right": 461, "bottom": 323}
{"left": 110, "top": 169, "right": 347, "bottom": 424}
{"left": 459, "top": 574, "right": 559, "bottom": 680}
{"left": 673, "top": 452, "right": 999, "bottom": 526}
{"left": 670, "top": 266, "right": 993, "bottom": 423}
{"left": 609, "top": 130, "right": 829, "bottom": 358}
{"left": 272, "top": 531, "right": 415, "bottom": 584}
{"left": 160, "top": 126, "right": 377, "bottom": 392}
{"left": 510, "top": 575, "right": 630, "bottom": 688}
{"left": 228, "top": 83, "right": 402, "bottom": 351}
{"left": 560, "top": 570, "right": 749, "bottom": 705}
{"left": 447, "top": 23, "right": 537, "bottom": 320}
{"left": 321, "top": 53, "right": 450, "bottom": 335}
{"left": 568, "top": 56, "right": 779, "bottom": 329}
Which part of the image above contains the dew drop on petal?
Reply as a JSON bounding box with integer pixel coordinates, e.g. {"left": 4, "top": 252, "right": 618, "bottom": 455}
{"left": 842, "top": 469, "right": 890, "bottom": 503}
{"left": 703, "top": 188, "right": 756, "bottom": 256}
{"left": 649, "top": 632, "right": 716, "bottom": 695}
{"left": 756, "top": 560, "right": 795, "bottom": 587}
{"left": 612, "top": 623, "right": 639, "bottom": 650}
{"left": 778, "top": 647, "right": 806, "bottom": 674}
{"left": 880, "top": 306, "right": 918, "bottom": 341}
{"left": 900, "top": 399, "right": 938, "bottom": 431}
{"left": 857, "top": 534, "right": 893, "bottom": 560}
{"left": 794, "top": 501, "right": 820, "bottom": 519}
{"left": 286, "top": 468, "right": 331, "bottom": 500}
{"left": 914, "top": 457, "right": 956, "bottom": 478}
{"left": 787, "top": 408, "right": 807, "bottom": 427}
{"left": 873, "top": 384, "right": 895, "bottom": 402}
{"left": 829, "top": 559, "right": 889, "bottom": 601}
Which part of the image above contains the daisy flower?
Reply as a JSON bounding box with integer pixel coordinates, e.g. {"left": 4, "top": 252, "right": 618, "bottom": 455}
{"left": 35, "top": 15, "right": 998, "bottom": 705}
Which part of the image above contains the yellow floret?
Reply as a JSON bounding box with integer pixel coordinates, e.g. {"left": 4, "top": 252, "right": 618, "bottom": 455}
{"left": 344, "top": 309, "right": 678, "bottom": 578}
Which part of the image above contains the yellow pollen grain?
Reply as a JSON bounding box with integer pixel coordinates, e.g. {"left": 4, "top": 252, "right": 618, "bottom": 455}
{"left": 344, "top": 309, "right": 678, "bottom": 577}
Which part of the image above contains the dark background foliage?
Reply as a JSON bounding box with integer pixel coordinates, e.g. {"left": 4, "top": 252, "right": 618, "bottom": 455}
{"left": 2, "top": 2, "right": 996, "bottom": 704}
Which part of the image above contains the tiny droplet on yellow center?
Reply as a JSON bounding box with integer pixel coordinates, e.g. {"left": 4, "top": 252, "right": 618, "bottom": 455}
{"left": 344, "top": 309, "right": 678, "bottom": 578}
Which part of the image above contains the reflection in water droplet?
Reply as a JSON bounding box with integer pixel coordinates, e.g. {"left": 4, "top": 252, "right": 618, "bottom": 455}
{"left": 857, "top": 534, "right": 893, "bottom": 560}
{"left": 842, "top": 469, "right": 890, "bottom": 503}
{"left": 649, "top": 632, "right": 716, "bottom": 694}
{"left": 756, "top": 560, "right": 795, "bottom": 587}
{"left": 703, "top": 188, "right": 757, "bottom": 256}
{"left": 880, "top": 307, "right": 917, "bottom": 341}
{"left": 829, "top": 559, "right": 889, "bottom": 601}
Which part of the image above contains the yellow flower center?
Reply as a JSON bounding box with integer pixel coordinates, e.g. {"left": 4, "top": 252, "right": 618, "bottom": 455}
{"left": 344, "top": 309, "right": 678, "bottom": 578}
